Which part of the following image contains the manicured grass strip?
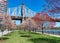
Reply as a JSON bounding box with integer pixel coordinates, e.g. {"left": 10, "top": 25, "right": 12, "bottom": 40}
{"left": 0, "top": 30, "right": 60, "bottom": 43}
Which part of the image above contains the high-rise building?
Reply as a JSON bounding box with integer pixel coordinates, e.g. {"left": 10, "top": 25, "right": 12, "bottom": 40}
{"left": 0, "top": 0, "right": 7, "bottom": 13}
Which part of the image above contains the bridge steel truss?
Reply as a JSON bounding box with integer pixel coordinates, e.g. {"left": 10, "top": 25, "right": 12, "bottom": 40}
{"left": 7, "top": 4, "right": 36, "bottom": 24}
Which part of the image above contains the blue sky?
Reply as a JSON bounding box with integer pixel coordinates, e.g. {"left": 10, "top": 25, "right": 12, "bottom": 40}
{"left": 8, "top": 0, "right": 46, "bottom": 12}
{"left": 8, "top": 0, "right": 60, "bottom": 27}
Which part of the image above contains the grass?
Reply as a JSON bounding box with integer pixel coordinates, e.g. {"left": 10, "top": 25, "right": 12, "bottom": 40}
{"left": 0, "top": 30, "right": 60, "bottom": 43}
{"left": 0, "top": 37, "right": 9, "bottom": 40}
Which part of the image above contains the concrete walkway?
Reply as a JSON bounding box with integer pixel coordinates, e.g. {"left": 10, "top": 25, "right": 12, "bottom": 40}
{"left": 36, "top": 32, "right": 60, "bottom": 37}
{"left": 0, "top": 30, "right": 12, "bottom": 37}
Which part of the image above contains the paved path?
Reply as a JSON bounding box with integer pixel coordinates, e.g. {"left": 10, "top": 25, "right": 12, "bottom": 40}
{"left": 36, "top": 32, "right": 60, "bottom": 37}
{"left": 0, "top": 30, "right": 12, "bottom": 37}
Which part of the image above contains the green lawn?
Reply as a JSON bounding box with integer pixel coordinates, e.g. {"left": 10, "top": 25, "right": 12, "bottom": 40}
{"left": 0, "top": 30, "right": 60, "bottom": 43}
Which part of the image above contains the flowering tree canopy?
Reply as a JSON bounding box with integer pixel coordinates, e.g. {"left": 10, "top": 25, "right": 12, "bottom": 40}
{"left": 44, "top": 0, "right": 60, "bottom": 13}
{"left": 43, "top": 0, "right": 60, "bottom": 18}
{"left": 0, "top": 13, "right": 16, "bottom": 30}
{"left": 20, "top": 13, "right": 56, "bottom": 30}
{"left": 20, "top": 18, "right": 37, "bottom": 30}
{"left": 32, "top": 13, "right": 55, "bottom": 29}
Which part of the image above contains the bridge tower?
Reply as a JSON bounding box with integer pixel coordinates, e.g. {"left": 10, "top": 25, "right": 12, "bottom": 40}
{"left": 21, "top": 3, "right": 25, "bottom": 23}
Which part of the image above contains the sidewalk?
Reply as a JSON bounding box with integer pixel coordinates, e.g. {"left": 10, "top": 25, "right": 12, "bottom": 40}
{"left": 0, "top": 30, "right": 12, "bottom": 37}
{"left": 36, "top": 32, "right": 60, "bottom": 37}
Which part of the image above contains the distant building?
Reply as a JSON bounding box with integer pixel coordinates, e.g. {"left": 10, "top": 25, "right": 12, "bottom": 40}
{"left": 0, "top": 0, "right": 7, "bottom": 13}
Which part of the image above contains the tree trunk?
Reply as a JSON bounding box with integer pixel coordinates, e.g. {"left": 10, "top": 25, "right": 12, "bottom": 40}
{"left": 42, "top": 24, "right": 44, "bottom": 34}
{"left": 1, "top": 30, "right": 4, "bottom": 40}
{"left": 34, "top": 28, "right": 36, "bottom": 32}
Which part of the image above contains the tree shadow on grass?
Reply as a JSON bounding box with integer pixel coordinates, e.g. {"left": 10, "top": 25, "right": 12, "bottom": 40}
{"left": 0, "top": 37, "right": 9, "bottom": 40}
{"left": 29, "top": 32, "right": 41, "bottom": 35}
{"left": 19, "top": 32, "right": 40, "bottom": 35}
{"left": 4, "top": 34, "right": 11, "bottom": 36}
{"left": 20, "top": 34, "right": 32, "bottom": 38}
{"left": 28, "top": 38, "right": 58, "bottom": 43}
